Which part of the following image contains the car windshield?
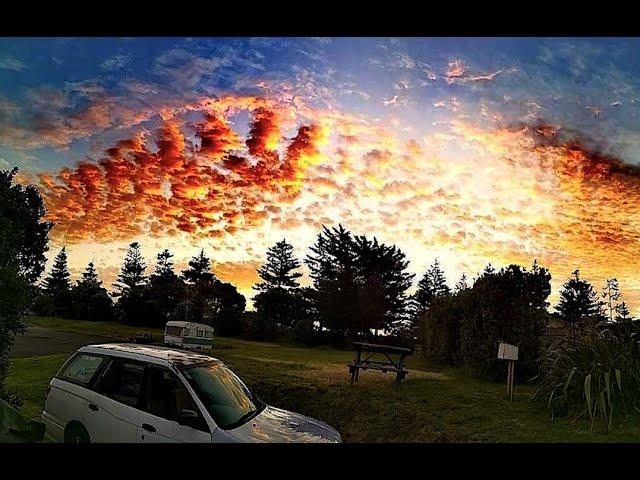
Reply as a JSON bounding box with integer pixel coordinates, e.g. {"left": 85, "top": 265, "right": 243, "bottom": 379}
{"left": 180, "top": 362, "right": 263, "bottom": 430}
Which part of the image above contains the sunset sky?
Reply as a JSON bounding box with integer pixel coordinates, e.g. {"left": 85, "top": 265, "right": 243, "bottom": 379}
{"left": 2, "top": 37, "right": 640, "bottom": 311}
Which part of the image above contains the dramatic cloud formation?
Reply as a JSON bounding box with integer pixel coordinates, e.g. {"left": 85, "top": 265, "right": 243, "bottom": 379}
{"left": 5, "top": 37, "right": 640, "bottom": 311}
{"left": 38, "top": 97, "right": 328, "bottom": 243}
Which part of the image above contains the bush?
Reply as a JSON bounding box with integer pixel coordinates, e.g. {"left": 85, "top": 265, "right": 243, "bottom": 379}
{"left": 291, "top": 319, "right": 319, "bottom": 347}
{"left": 419, "top": 263, "right": 550, "bottom": 381}
{"left": 533, "top": 321, "right": 640, "bottom": 432}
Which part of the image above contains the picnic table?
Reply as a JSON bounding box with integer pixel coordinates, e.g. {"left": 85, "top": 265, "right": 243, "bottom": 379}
{"left": 347, "top": 341, "right": 412, "bottom": 384}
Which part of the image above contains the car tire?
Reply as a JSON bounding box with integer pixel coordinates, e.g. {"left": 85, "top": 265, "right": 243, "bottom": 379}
{"left": 64, "top": 422, "right": 91, "bottom": 444}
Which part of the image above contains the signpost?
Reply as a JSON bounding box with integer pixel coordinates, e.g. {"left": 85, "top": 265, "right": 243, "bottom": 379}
{"left": 498, "top": 342, "right": 518, "bottom": 401}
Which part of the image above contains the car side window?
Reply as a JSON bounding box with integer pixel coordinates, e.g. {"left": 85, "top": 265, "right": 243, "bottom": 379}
{"left": 144, "top": 367, "right": 209, "bottom": 432}
{"left": 59, "top": 353, "right": 106, "bottom": 386}
{"left": 94, "top": 358, "right": 145, "bottom": 408}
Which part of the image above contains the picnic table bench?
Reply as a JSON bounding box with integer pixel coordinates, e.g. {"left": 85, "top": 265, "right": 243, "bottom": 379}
{"left": 347, "top": 341, "right": 413, "bottom": 384}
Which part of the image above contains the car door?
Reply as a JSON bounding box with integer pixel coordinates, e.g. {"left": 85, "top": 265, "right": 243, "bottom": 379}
{"left": 137, "top": 364, "right": 211, "bottom": 443}
{"left": 88, "top": 357, "right": 146, "bottom": 442}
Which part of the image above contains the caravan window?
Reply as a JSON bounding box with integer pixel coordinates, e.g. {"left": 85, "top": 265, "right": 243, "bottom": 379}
{"left": 196, "top": 330, "right": 203, "bottom": 338}
{"left": 165, "top": 326, "right": 184, "bottom": 336}
{"left": 204, "top": 331, "right": 213, "bottom": 339}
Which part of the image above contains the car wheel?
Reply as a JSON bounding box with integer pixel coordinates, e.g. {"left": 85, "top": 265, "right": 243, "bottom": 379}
{"left": 64, "top": 422, "right": 91, "bottom": 444}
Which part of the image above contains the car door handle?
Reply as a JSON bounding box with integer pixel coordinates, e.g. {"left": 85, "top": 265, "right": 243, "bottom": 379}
{"left": 142, "top": 423, "right": 156, "bottom": 433}
{"left": 88, "top": 403, "right": 99, "bottom": 412}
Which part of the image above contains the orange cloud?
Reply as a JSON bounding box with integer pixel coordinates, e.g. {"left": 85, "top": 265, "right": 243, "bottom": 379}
{"left": 39, "top": 98, "right": 326, "bottom": 243}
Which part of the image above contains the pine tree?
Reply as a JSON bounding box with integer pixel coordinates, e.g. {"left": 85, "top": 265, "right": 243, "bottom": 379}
{"left": 306, "top": 224, "right": 413, "bottom": 340}
{"left": 254, "top": 239, "right": 302, "bottom": 291}
{"left": 80, "top": 261, "right": 100, "bottom": 286}
{"left": 43, "top": 247, "right": 72, "bottom": 316}
{"left": 43, "top": 247, "right": 71, "bottom": 296}
{"left": 182, "top": 249, "right": 215, "bottom": 284}
{"left": 455, "top": 273, "right": 469, "bottom": 292}
{"left": 615, "top": 301, "right": 631, "bottom": 322}
{"left": 154, "top": 249, "right": 177, "bottom": 280}
{"left": 72, "top": 261, "right": 113, "bottom": 321}
{"left": 602, "top": 278, "right": 621, "bottom": 323}
{"left": 413, "top": 259, "right": 450, "bottom": 316}
{"left": 113, "top": 242, "right": 147, "bottom": 294}
{"left": 253, "top": 239, "right": 306, "bottom": 331}
{"left": 556, "top": 269, "right": 604, "bottom": 340}
{"left": 113, "top": 242, "right": 148, "bottom": 325}
{"left": 145, "top": 249, "right": 184, "bottom": 326}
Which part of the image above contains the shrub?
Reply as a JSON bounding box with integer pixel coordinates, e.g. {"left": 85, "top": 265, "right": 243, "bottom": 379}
{"left": 291, "top": 318, "right": 319, "bottom": 347}
{"left": 533, "top": 321, "right": 640, "bottom": 432}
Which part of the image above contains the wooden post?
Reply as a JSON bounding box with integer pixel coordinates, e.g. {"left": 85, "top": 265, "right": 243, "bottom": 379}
{"left": 511, "top": 360, "right": 515, "bottom": 402}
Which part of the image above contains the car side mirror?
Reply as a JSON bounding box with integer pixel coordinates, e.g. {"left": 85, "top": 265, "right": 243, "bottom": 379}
{"left": 177, "top": 409, "right": 199, "bottom": 428}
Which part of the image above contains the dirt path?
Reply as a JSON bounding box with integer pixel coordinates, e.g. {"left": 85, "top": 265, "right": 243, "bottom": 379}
{"left": 10, "top": 326, "right": 116, "bottom": 358}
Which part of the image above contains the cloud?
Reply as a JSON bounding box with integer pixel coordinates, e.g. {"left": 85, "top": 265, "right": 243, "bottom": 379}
{"left": 38, "top": 97, "right": 327, "bottom": 244}
{"left": 101, "top": 54, "right": 130, "bottom": 71}
{"left": 0, "top": 56, "right": 26, "bottom": 71}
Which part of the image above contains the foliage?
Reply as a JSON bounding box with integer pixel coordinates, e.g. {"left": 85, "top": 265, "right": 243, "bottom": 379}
{"left": 421, "top": 262, "right": 551, "bottom": 380}
{"left": 144, "top": 249, "right": 184, "bottom": 327}
{"left": 113, "top": 242, "right": 148, "bottom": 325}
{"left": 42, "top": 247, "right": 73, "bottom": 318}
{"left": 254, "top": 239, "right": 303, "bottom": 290}
{"left": 306, "top": 224, "right": 414, "bottom": 341}
{"left": 533, "top": 321, "right": 640, "bottom": 433}
{"left": 556, "top": 270, "right": 604, "bottom": 339}
{"left": 253, "top": 239, "right": 307, "bottom": 330}
{"left": 71, "top": 262, "right": 113, "bottom": 322}
{"left": 0, "top": 168, "right": 51, "bottom": 401}
{"left": 0, "top": 398, "right": 45, "bottom": 443}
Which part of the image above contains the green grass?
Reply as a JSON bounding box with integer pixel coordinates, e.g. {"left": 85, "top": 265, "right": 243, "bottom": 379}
{"left": 8, "top": 316, "right": 640, "bottom": 442}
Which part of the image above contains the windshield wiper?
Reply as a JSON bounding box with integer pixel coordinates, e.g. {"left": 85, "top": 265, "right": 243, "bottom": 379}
{"left": 225, "top": 407, "right": 260, "bottom": 430}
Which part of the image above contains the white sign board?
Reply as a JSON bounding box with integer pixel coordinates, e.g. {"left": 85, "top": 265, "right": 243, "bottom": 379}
{"left": 498, "top": 343, "right": 519, "bottom": 361}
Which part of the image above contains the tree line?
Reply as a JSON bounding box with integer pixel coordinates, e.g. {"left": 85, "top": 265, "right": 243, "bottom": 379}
{"left": 2, "top": 166, "right": 638, "bottom": 403}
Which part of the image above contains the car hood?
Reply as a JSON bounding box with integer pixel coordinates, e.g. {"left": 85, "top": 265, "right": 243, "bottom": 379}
{"left": 227, "top": 406, "right": 341, "bottom": 443}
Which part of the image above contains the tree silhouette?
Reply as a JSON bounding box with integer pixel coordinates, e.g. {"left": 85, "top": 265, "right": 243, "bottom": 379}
{"left": 182, "top": 249, "right": 216, "bottom": 284}
{"left": 71, "top": 261, "right": 113, "bottom": 321}
{"left": 253, "top": 239, "right": 307, "bottom": 331}
{"left": 144, "top": 249, "right": 184, "bottom": 326}
{"left": 254, "top": 239, "right": 302, "bottom": 291}
{"left": 113, "top": 242, "right": 148, "bottom": 324}
{"left": 615, "top": 301, "right": 632, "bottom": 322}
{"left": 413, "top": 259, "right": 450, "bottom": 318}
{"left": 0, "top": 167, "right": 51, "bottom": 402}
{"left": 455, "top": 273, "right": 469, "bottom": 292}
{"left": 42, "top": 247, "right": 72, "bottom": 317}
{"left": 306, "top": 224, "right": 413, "bottom": 342}
{"left": 556, "top": 269, "right": 604, "bottom": 341}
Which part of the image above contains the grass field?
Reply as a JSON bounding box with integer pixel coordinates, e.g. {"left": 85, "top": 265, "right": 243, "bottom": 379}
{"left": 7, "top": 316, "right": 640, "bottom": 442}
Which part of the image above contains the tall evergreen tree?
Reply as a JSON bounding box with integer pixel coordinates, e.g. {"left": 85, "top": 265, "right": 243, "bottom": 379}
{"left": 254, "top": 239, "right": 302, "bottom": 291}
{"left": 42, "top": 247, "right": 72, "bottom": 316}
{"left": 602, "top": 278, "right": 621, "bottom": 323}
{"left": 253, "top": 239, "right": 306, "bottom": 331}
{"left": 413, "top": 259, "right": 450, "bottom": 316}
{"left": 455, "top": 273, "right": 469, "bottom": 292}
{"left": 182, "top": 249, "right": 215, "bottom": 284}
{"left": 556, "top": 269, "right": 604, "bottom": 340}
{"left": 306, "top": 224, "right": 413, "bottom": 341}
{"left": 615, "top": 301, "right": 632, "bottom": 322}
{"left": 113, "top": 242, "right": 148, "bottom": 324}
{"left": 71, "top": 262, "right": 113, "bottom": 321}
{"left": 145, "top": 249, "right": 184, "bottom": 326}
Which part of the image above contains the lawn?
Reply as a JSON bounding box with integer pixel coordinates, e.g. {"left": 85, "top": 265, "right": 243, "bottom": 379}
{"left": 7, "top": 316, "right": 640, "bottom": 442}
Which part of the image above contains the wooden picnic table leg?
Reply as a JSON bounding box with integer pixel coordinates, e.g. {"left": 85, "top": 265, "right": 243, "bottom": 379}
{"left": 350, "top": 367, "right": 356, "bottom": 385}
{"left": 396, "top": 353, "right": 407, "bottom": 384}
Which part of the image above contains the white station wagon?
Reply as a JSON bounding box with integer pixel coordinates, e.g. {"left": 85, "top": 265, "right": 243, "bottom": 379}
{"left": 42, "top": 343, "right": 341, "bottom": 443}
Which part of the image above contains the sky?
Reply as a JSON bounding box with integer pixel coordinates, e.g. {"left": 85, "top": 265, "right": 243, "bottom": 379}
{"left": 2, "top": 37, "right": 640, "bottom": 311}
